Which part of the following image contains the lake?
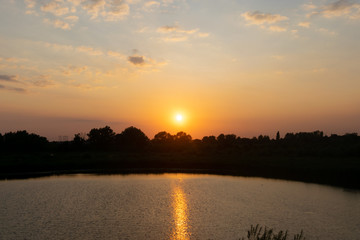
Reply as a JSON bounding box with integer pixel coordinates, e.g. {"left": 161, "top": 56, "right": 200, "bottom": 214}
{"left": 0, "top": 174, "right": 359, "bottom": 239}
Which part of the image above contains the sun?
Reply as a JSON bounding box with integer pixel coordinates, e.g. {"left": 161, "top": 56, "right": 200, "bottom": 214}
{"left": 175, "top": 114, "right": 183, "bottom": 122}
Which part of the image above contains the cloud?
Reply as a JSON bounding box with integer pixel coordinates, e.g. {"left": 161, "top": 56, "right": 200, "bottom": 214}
{"left": 307, "top": 0, "right": 360, "bottom": 19}
{"left": 76, "top": 46, "right": 103, "bottom": 55}
{"left": 322, "top": 0, "right": 360, "bottom": 18}
{"left": 128, "top": 55, "right": 145, "bottom": 66}
{"left": 65, "top": 15, "right": 79, "bottom": 22}
{"left": 3, "top": 57, "right": 28, "bottom": 63}
{"left": 268, "top": 25, "right": 287, "bottom": 32}
{"left": 62, "top": 65, "right": 88, "bottom": 75}
{"left": 0, "top": 84, "right": 26, "bottom": 93}
{"left": 318, "top": 28, "right": 337, "bottom": 35}
{"left": 40, "top": 0, "right": 69, "bottom": 16}
{"left": 242, "top": 11, "right": 288, "bottom": 25}
{"left": 81, "top": 0, "right": 106, "bottom": 19}
{"left": 303, "top": 3, "right": 317, "bottom": 10}
{"left": 157, "top": 24, "right": 201, "bottom": 42}
{"left": 25, "top": 0, "right": 131, "bottom": 30}
{"left": 145, "top": 1, "right": 160, "bottom": 8}
{"left": 81, "top": 0, "right": 129, "bottom": 21}
{"left": 107, "top": 51, "right": 126, "bottom": 59}
{"left": 32, "top": 75, "right": 56, "bottom": 87}
{"left": 127, "top": 53, "right": 167, "bottom": 68}
{"left": 43, "top": 42, "right": 74, "bottom": 51}
{"left": 161, "top": 36, "right": 189, "bottom": 42}
{"left": 44, "top": 18, "right": 72, "bottom": 30}
{"left": 0, "top": 74, "right": 20, "bottom": 83}
{"left": 157, "top": 25, "right": 198, "bottom": 34}
{"left": 25, "top": 0, "right": 36, "bottom": 8}
{"left": 298, "top": 21, "right": 311, "bottom": 28}
{"left": 102, "top": 0, "right": 130, "bottom": 21}
{"left": 42, "top": 41, "right": 118, "bottom": 58}
{"left": 197, "top": 32, "right": 210, "bottom": 38}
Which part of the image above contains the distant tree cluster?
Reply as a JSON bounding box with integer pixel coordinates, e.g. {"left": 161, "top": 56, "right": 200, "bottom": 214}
{"left": 1, "top": 126, "right": 359, "bottom": 157}
{"left": 0, "top": 131, "right": 48, "bottom": 152}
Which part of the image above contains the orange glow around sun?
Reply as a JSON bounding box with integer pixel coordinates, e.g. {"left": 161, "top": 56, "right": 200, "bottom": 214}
{"left": 175, "top": 114, "right": 183, "bottom": 122}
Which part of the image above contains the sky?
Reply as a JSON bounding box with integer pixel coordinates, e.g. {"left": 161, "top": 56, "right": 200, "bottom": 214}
{"left": 0, "top": 0, "right": 359, "bottom": 141}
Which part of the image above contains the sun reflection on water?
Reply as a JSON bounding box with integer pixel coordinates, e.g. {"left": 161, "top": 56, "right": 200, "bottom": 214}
{"left": 171, "top": 182, "right": 190, "bottom": 240}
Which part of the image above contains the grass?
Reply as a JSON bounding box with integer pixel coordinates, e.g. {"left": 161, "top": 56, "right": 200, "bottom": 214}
{"left": 240, "top": 225, "right": 305, "bottom": 240}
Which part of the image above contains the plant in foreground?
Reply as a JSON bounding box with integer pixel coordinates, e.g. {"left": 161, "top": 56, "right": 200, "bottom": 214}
{"left": 240, "top": 224, "right": 305, "bottom": 240}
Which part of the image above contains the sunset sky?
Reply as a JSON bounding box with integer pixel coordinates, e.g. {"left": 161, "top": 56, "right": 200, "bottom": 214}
{"left": 1, "top": 0, "right": 359, "bottom": 140}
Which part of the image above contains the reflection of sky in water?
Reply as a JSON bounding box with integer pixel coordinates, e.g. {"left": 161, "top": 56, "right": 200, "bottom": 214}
{"left": 172, "top": 181, "right": 190, "bottom": 240}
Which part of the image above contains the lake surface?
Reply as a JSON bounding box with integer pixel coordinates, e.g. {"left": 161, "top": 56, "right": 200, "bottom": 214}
{"left": 0, "top": 174, "right": 359, "bottom": 240}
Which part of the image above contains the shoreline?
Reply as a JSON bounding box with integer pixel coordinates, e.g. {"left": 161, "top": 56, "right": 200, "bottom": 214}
{"left": 1, "top": 151, "right": 359, "bottom": 190}
{"left": 1, "top": 166, "right": 359, "bottom": 191}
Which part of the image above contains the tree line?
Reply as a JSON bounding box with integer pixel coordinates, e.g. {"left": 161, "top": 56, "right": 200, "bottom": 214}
{"left": 0, "top": 126, "right": 359, "bottom": 157}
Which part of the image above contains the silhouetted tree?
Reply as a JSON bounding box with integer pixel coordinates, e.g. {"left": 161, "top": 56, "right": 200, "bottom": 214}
{"left": 72, "top": 133, "right": 86, "bottom": 150}
{"left": 217, "top": 134, "right": 225, "bottom": 145}
{"left": 224, "top": 134, "right": 237, "bottom": 146}
{"left": 3, "top": 130, "right": 48, "bottom": 152}
{"left": 173, "top": 131, "right": 192, "bottom": 151}
{"left": 0, "top": 133, "right": 3, "bottom": 151}
{"left": 174, "top": 131, "right": 192, "bottom": 143}
{"left": 202, "top": 136, "right": 217, "bottom": 144}
{"left": 87, "top": 126, "right": 115, "bottom": 150}
{"left": 116, "top": 126, "right": 149, "bottom": 150}
{"left": 153, "top": 131, "right": 174, "bottom": 144}
{"left": 276, "top": 131, "right": 280, "bottom": 141}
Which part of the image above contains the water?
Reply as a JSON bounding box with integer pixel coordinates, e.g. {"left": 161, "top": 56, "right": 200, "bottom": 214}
{"left": 0, "top": 174, "right": 359, "bottom": 240}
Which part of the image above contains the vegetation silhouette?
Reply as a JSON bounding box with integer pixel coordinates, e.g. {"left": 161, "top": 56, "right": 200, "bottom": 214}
{"left": 0, "top": 126, "right": 359, "bottom": 189}
{"left": 240, "top": 225, "right": 305, "bottom": 240}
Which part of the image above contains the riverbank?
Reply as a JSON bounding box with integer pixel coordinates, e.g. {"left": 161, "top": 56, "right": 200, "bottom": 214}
{"left": 1, "top": 152, "right": 359, "bottom": 189}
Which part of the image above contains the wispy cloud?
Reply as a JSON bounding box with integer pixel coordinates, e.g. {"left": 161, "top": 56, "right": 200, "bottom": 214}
{"left": 32, "top": 75, "right": 56, "bottom": 87}
{"left": 242, "top": 11, "right": 288, "bottom": 25}
{"left": 0, "top": 84, "right": 27, "bottom": 93}
{"left": 268, "top": 25, "right": 287, "bottom": 32}
{"left": 102, "top": 1, "right": 130, "bottom": 21}
{"left": 24, "top": 0, "right": 131, "bottom": 30}
{"left": 242, "top": 11, "right": 288, "bottom": 32}
{"left": 317, "top": 27, "right": 337, "bottom": 35}
{"left": 107, "top": 51, "right": 126, "bottom": 59}
{"left": 64, "top": 15, "right": 79, "bottom": 22}
{"left": 44, "top": 18, "right": 72, "bottom": 30}
{"left": 76, "top": 46, "right": 103, "bottom": 56}
{"left": 307, "top": 0, "right": 360, "bottom": 19}
{"left": 157, "top": 25, "right": 198, "bottom": 34}
{"left": 144, "top": 1, "right": 161, "bottom": 10}
{"left": 157, "top": 24, "right": 207, "bottom": 42}
{"left": 298, "top": 21, "right": 311, "bottom": 28}
{"left": 61, "top": 65, "right": 88, "bottom": 75}
{"left": 43, "top": 42, "right": 74, "bottom": 51}
{"left": 24, "top": 0, "right": 36, "bottom": 8}
{"left": 41, "top": 1, "right": 69, "bottom": 16}
{"left": 0, "top": 74, "right": 20, "bottom": 83}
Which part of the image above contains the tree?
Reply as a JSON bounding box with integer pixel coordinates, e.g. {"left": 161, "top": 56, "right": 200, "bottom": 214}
{"left": 276, "top": 131, "right": 280, "bottom": 141}
{"left": 3, "top": 130, "right": 48, "bottom": 151}
{"left": 72, "top": 133, "right": 86, "bottom": 150}
{"left": 116, "top": 126, "right": 149, "bottom": 150}
{"left": 174, "top": 131, "right": 192, "bottom": 143}
{"left": 202, "top": 135, "right": 217, "bottom": 145}
{"left": 153, "top": 131, "right": 174, "bottom": 144}
{"left": 87, "top": 126, "right": 115, "bottom": 150}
